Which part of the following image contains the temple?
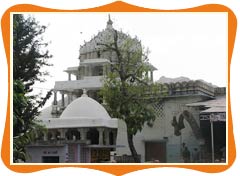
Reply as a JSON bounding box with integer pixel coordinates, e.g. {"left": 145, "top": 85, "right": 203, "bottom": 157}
{"left": 26, "top": 16, "right": 226, "bottom": 163}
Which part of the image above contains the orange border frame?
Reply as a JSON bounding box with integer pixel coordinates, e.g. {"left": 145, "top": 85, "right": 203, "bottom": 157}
{"left": 1, "top": 1, "right": 237, "bottom": 175}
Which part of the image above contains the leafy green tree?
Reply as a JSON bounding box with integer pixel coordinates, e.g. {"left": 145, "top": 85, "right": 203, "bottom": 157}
{"left": 13, "top": 14, "right": 52, "bottom": 162}
{"left": 13, "top": 14, "right": 52, "bottom": 92}
{"left": 13, "top": 80, "right": 48, "bottom": 162}
{"left": 99, "top": 30, "right": 159, "bottom": 162}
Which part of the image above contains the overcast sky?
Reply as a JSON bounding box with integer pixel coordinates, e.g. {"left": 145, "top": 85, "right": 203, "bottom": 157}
{"left": 29, "top": 12, "right": 227, "bottom": 106}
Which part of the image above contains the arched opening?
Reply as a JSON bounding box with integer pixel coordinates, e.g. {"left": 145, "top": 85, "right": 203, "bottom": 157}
{"left": 200, "top": 116, "right": 226, "bottom": 161}
{"left": 87, "top": 128, "right": 99, "bottom": 144}
{"left": 103, "top": 131, "right": 106, "bottom": 145}
{"left": 47, "top": 132, "right": 53, "bottom": 140}
{"left": 55, "top": 131, "right": 61, "bottom": 140}
{"left": 65, "top": 129, "right": 80, "bottom": 140}
{"left": 109, "top": 131, "right": 114, "bottom": 145}
{"left": 36, "top": 131, "right": 44, "bottom": 141}
{"left": 97, "top": 51, "right": 101, "bottom": 58}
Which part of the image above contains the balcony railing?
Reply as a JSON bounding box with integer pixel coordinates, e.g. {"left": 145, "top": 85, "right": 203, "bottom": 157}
{"left": 54, "top": 76, "right": 103, "bottom": 91}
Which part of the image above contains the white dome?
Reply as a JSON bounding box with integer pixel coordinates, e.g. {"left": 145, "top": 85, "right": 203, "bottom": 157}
{"left": 60, "top": 94, "right": 111, "bottom": 120}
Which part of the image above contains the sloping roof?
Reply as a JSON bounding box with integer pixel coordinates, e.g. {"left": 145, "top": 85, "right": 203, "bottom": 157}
{"left": 200, "top": 106, "right": 226, "bottom": 113}
{"left": 38, "top": 106, "right": 52, "bottom": 119}
{"left": 37, "top": 95, "right": 70, "bottom": 119}
{"left": 145, "top": 62, "right": 157, "bottom": 71}
{"left": 186, "top": 96, "right": 226, "bottom": 113}
{"left": 186, "top": 96, "right": 225, "bottom": 108}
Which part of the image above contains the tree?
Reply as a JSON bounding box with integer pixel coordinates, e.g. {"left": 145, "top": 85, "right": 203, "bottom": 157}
{"left": 13, "top": 80, "right": 48, "bottom": 162}
{"left": 13, "top": 14, "right": 52, "bottom": 162}
{"left": 99, "top": 29, "right": 159, "bottom": 162}
{"left": 13, "top": 14, "right": 52, "bottom": 92}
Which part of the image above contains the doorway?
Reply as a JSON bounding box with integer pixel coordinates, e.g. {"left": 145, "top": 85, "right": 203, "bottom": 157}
{"left": 42, "top": 156, "right": 60, "bottom": 163}
{"left": 145, "top": 141, "right": 166, "bottom": 162}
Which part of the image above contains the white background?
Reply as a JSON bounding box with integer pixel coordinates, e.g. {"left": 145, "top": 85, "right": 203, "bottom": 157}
{"left": 0, "top": 0, "right": 239, "bottom": 176}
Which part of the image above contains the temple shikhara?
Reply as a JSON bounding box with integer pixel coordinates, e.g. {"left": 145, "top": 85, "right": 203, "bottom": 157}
{"left": 26, "top": 16, "right": 226, "bottom": 163}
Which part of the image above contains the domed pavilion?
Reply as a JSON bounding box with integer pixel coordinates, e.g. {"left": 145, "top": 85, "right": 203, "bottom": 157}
{"left": 26, "top": 90, "right": 118, "bottom": 163}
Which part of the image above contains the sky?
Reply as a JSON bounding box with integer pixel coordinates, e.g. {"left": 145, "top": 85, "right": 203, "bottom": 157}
{"left": 30, "top": 12, "right": 227, "bottom": 106}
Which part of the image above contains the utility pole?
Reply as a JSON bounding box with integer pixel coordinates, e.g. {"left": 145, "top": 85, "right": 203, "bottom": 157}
{"left": 210, "top": 114, "right": 215, "bottom": 163}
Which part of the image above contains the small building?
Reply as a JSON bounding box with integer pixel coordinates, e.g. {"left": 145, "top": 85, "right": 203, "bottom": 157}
{"left": 26, "top": 90, "right": 118, "bottom": 163}
{"left": 115, "top": 77, "right": 226, "bottom": 163}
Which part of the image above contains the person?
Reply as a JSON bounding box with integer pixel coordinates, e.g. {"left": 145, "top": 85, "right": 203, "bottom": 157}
{"left": 181, "top": 143, "right": 186, "bottom": 158}
{"left": 220, "top": 146, "right": 226, "bottom": 162}
{"left": 192, "top": 148, "right": 200, "bottom": 163}
{"left": 181, "top": 143, "right": 186, "bottom": 152}
{"left": 182, "top": 146, "right": 191, "bottom": 163}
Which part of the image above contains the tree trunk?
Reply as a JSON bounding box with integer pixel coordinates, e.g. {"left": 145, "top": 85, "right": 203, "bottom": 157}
{"left": 127, "top": 132, "right": 141, "bottom": 163}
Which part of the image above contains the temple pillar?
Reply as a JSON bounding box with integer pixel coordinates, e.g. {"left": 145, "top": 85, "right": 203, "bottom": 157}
{"left": 84, "top": 66, "right": 89, "bottom": 76}
{"left": 103, "top": 64, "right": 106, "bottom": 76}
{"left": 150, "top": 71, "right": 153, "bottom": 82}
{"left": 98, "top": 128, "right": 104, "bottom": 145}
{"left": 43, "top": 132, "right": 48, "bottom": 141}
{"left": 88, "top": 66, "right": 92, "bottom": 76}
{"left": 105, "top": 129, "right": 109, "bottom": 145}
{"left": 145, "top": 71, "right": 149, "bottom": 79}
{"left": 79, "top": 128, "right": 87, "bottom": 141}
{"left": 72, "top": 93, "right": 77, "bottom": 101}
{"left": 67, "top": 92, "right": 72, "bottom": 105}
{"left": 84, "top": 66, "right": 87, "bottom": 76}
{"left": 51, "top": 130, "right": 56, "bottom": 140}
{"left": 68, "top": 73, "right": 71, "bottom": 81}
{"left": 60, "top": 129, "right": 66, "bottom": 140}
{"left": 52, "top": 90, "right": 58, "bottom": 114}
{"left": 61, "top": 92, "right": 65, "bottom": 108}
{"left": 53, "top": 90, "right": 57, "bottom": 105}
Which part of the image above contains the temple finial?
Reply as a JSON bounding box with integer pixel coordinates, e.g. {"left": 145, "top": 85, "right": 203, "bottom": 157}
{"left": 106, "top": 14, "right": 113, "bottom": 29}
{"left": 82, "top": 89, "right": 88, "bottom": 97}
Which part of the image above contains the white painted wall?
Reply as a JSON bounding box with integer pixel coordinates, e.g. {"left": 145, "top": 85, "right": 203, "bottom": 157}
{"left": 26, "top": 145, "right": 68, "bottom": 163}
{"left": 116, "top": 95, "right": 206, "bottom": 163}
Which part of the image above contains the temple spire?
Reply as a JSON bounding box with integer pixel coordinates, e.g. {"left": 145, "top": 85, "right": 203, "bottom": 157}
{"left": 82, "top": 89, "right": 88, "bottom": 97}
{"left": 106, "top": 14, "right": 113, "bottom": 29}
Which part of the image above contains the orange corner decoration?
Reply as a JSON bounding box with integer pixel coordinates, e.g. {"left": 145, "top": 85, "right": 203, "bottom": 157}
{"left": 1, "top": 1, "right": 236, "bottom": 175}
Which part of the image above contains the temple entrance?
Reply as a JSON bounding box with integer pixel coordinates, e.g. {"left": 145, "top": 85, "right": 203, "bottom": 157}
{"left": 200, "top": 119, "right": 226, "bottom": 161}
{"left": 66, "top": 129, "right": 81, "bottom": 140}
{"left": 42, "top": 156, "right": 59, "bottom": 163}
{"left": 145, "top": 141, "right": 166, "bottom": 162}
{"left": 87, "top": 128, "right": 99, "bottom": 144}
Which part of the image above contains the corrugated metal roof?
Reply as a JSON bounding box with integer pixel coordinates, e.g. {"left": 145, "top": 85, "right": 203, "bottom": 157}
{"left": 186, "top": 95, "right": 226, "bottom": 114}
{"left": 201, "top": 106, "right": 226, "bottom": 113}
{"left": 186, "top": 96, "right": 226, "bottom": 108}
